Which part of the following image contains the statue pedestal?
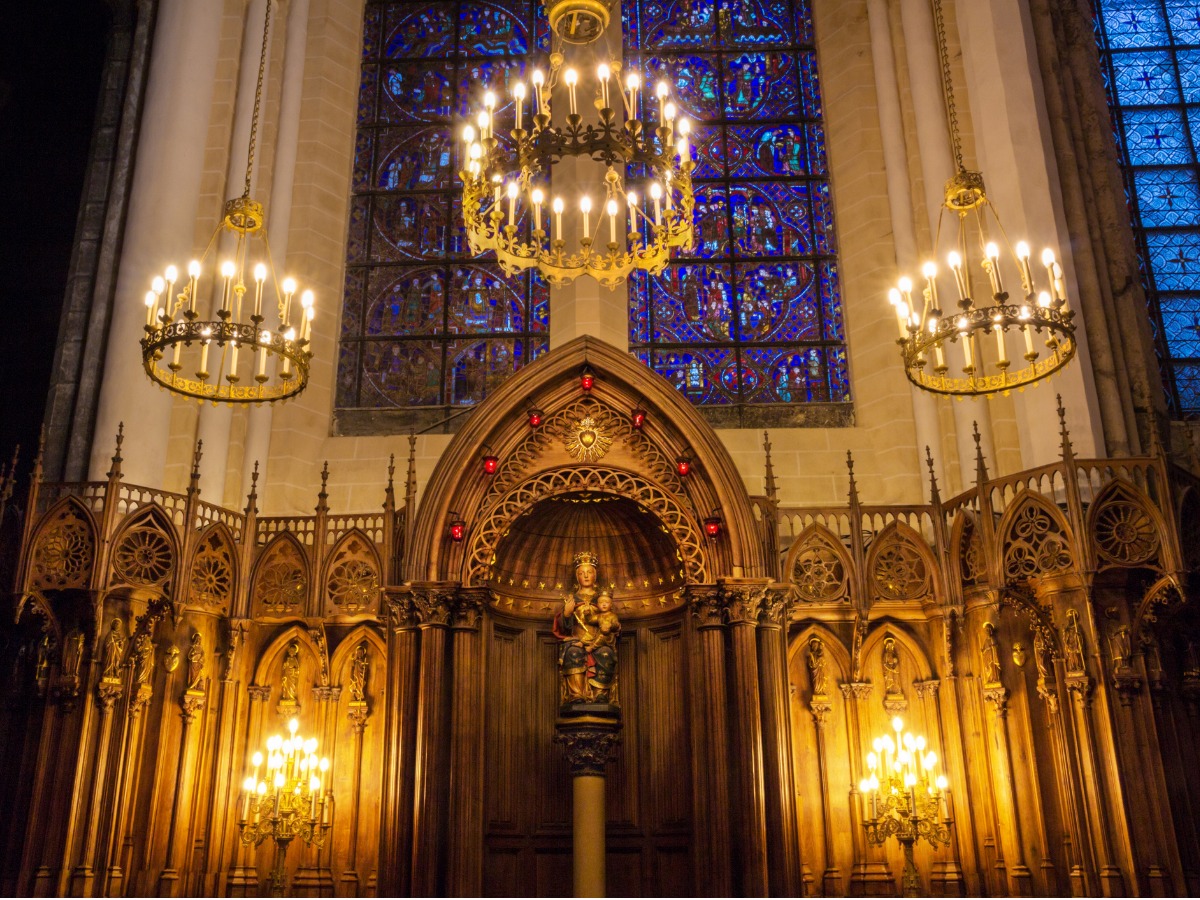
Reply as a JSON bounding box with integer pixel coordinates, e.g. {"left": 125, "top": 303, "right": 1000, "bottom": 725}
{"left": 554, "top": 705, "right": 621, "bottom": 899}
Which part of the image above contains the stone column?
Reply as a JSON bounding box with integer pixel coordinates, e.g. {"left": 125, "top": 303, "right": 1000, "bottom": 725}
{"left": 757, "top": 592, "right": 802, "bottom": 896}
{"left": 842, "top": 680, "right": 894, "bottom": 894}
{"left": 447, "top": 591, "right": 485, "bottom": 896}
{"left": 409, "top": 588, "right": 454, "bottom": 896}
{"left": 554, "top": 710, "right": 622, "bottom": 897}
{"left": 688, "top": 587, "right": 732, "bottom": 895}
{"left": 89, "top": 0, "right": 224, "bottom": 483}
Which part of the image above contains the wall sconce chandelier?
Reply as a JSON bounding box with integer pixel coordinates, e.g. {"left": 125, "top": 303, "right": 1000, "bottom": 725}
{"left": 860, "top": 717, "right": 953, "bottom": 897}
{"left": 239, "top": 718, "right": 332, "bottom": 897}
{"left": 140, "top": 0, "right": 314, "bottom": 404}
{"left": 889, "top": 0, "right": 1076, "bottom": 398}
{"left": 459, "top": 0, "right": 694, "bottom": 288}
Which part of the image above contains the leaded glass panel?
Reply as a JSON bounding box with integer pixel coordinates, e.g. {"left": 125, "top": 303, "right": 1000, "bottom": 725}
{"left": 1097, "top": 0, "right": 1200, "bottom": 414}
{"left": 339, "top": 0, "right": 548, "bottom": 420}
{"left": 627, "top": 0, "right": 849, "bottom": 414}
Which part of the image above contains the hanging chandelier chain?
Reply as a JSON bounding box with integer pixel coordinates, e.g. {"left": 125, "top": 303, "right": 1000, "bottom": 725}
{"left": 243, "top": 0, "right": 275, "bottom": 199}
{"left": 930, "top": 0, "right": 965, "bottom": 174}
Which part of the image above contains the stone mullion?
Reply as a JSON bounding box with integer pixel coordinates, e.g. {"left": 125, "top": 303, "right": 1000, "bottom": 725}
{"left": 756, "top": 594, "right": 802, "bottom": 897}
{"left": 409, "top": 588, "right": 454, "bottom": 896}
{"left": 687, "top": 586, "right": 732, "bottom": 897}
{"left": 447, "top": 591, "right": 485, "bottom": 897}
{"left": 723, "top": 583, "right": 769, "bottom": 897}
{"left": 378, "top": 594, "right": 419, "bottom": 897}
{"left": 226, "top": 684, "right": 270, "bottom": 897}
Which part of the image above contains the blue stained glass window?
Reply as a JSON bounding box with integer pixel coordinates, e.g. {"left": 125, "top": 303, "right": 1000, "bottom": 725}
{"left": 626, "top": 0, "right": 850, "bottom": 412}
{"left": 338, "top": 0, "right": 549, "bottom": 418}
{"left": 1097, "top": 0, "right": 1200, "bottom": 415}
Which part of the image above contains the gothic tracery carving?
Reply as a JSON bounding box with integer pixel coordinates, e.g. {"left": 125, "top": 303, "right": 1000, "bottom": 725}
{"left": 1093, "top": 498, "right": 1158, "bottom": 566}
{"left": 1002, "top": 499, "right": 1074, "bottom": 582}
{"left": 112, "top": 516, "right": 175, "bottom": 588}
{"left": 789, "top": 529, "right": 849, "bottom": 603}
{"left": 325, "top": 533, "right": 381, "bottom": 614}
{"left": 254, "top": 536, "right": 309, "bottom": 615}
{"left": 190, "top": 529, "right": 235, "bottom": 610}
{"left": 29, "top": 501, "right": 94, "bottom": 591}
{"left": 870, "top": 530, "right": 931, "bottom": 601}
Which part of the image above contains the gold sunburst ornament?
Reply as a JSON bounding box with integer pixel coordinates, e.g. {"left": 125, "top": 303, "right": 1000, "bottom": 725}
{"left": 565, "top": 416, "right": 612, "bottom": 462}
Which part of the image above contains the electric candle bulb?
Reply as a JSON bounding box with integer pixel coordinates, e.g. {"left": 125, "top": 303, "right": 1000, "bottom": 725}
{"left": 565, "top": 68, "right": 578, "bottom": 116}
{"left": 319, "top": 757, "right": 329, "bottom": 772}
{"left": 152, "top": 275, "right": 166, "bottom": 294}
{"left": 165, "top": 264, "right": 178, "bottom": 284}
{"left": 650, "top": 181, "right": 663, "bottom": 225}
{"left": 892, "top": 717, "right": 904, "bottom": 733}
{"left": 552, "top": 196, "right": 564, "bottom": 241}
{"left": 506, "top": 181, "right": 518, "bottom": 226}
{"left": 282, "top": 277, "right": 296, "bottom": 295}
{"left": 144, "top": 290, "right": 158, "bottom": 327}
{"left": 925, "top": 751, "right": 937, "bottom": 768}
{"left": 936, "top": 775, "right": 948, "bottom": 790}
{"left": 1038, "top": 290, "right": 1051, "bottom": 308}
{"left": 484, "top": 90, "right": 496, "bottom": 110}
{"left": 252, "top": 752, "right": 263, "bottom": 767}
{"left": 221, "top": 260, "right": 235, "bottom": 279}
{"left": 625, "top": 71, "right": 641, "bottom": 114}
{"left": 532, "top": 68, "right": 545, "bottom": 113}
{"left": 664, "top": 102, "right": 676, "bottom": 122}
{"left": 274, "top": 773, "right": 285, "bottom": 788}
{"left": 310, "top": 776, "right": 321, "bottom": 792}
{"left": 531, "top": 187, "right": 544, "bottom": 233}
{"left": 627, "top": 191, "right": 638, "bottom": 235}
{"left": 476, "top": 110, "right": 489, "bottom": 139}
{"left": 580, "top": 195, "right": 592, "bottom": 239}
{"left": 462, "top": 124, "right": 475, "bottom": 144}
{"left": 513, "top": 82, "right": 525, "bottom": 129}
{"left": 289, "top": 719, "right": 299, "bottom": 734}
{"left": 607, "top": 198, "right": 619, "bottom": 243}
{"left": 268, "top": 736, "right": 281, "bottom": 752}
{"left": 252, "top": 263, "right": 266, "bottom": 283}
{"left": 243, "top": 776, "right": 255, "bottom": 792}
{"left": 657, "top": 80, "right": 669, "bottom": 100}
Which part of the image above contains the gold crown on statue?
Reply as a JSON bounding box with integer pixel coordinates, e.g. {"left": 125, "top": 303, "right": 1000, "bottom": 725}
{"left": 573, "top": 550, "right": 599, "bottom": 568}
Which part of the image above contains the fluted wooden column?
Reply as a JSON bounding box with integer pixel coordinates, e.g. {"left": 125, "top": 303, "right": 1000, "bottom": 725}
{"left": 688, "top": 587, "right": 732, "bottom": 896}
{"left": 378, "top": 594, "right": 420, "bottom": 896}
{"left": 447, "top": 591, "right": 485, "bottom": 896}
{"left": 914, "top": 680, "right": 964, "bottom": 895}
{"left": 341, "top": 676, "right": 371, "bottom": 896}
{"left": 809, "top": 687, "right": 842, "bottom": 895}
{"left": 757, "top": 592, "right": 802, "bottom": 896}
{"left": 227, "top": 684, "right": 270, "bottom": 896}
{"left": 981, "top": 683, "right": 1033, "bottom": 896}
{"left": 103, "top": 651, "right": 156, "bottom": 897}
{"left": 410, "top": 588, "right": 454, "bottom": 896}
{"left": 67, "top": 669, "right": 124, "bottom": 896}
{"left": 723, "top": 581, "right": 769, "bottom": 897}
{"left": 157, "top": 675, "right": 207, "bottom": 895}
{"left": 292, "top": 684, "right": 338, "bottom": 896}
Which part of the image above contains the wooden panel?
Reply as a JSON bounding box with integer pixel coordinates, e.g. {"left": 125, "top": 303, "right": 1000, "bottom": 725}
{"left": 485, "top": 624, "right": 522, "bottom": 832}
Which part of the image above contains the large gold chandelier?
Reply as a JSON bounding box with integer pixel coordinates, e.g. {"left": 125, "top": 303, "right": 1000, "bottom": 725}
{"left": 889, "top": 0, "right": 1076, "bottom": 398}
{"left": 459, "top": 0, "right": 694, "bottom": 288}
{"left": 140, "top": 0, "right": 313, "bottom": 404}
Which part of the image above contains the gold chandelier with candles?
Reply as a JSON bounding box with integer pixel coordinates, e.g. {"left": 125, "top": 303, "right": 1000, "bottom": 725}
{"left": 459, "top": 0, "right": 694, "bottom": 288}
{"left": 861, "top": 717, "right": 954, "bottom": 897}
{"left": 889, "top": 0, "right": 1076, "bottom": 398}
{"left": 238, "top": 718, "right": 332, "bottom": 897}
{"left": 140, "top": 0, "right": 313, "bottom": 404}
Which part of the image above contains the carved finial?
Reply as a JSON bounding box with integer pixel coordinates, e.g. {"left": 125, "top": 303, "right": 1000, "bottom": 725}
{"left": 972, "top": 421, "right": 989, "bottom": 485}
{"left": 763, "top": 430, "right": 778, "bottom": 504}
{"left": 107, "top": 422, "right": 125, "bottom": 481}
{"left": 244, "top": 460, "right": 260, "bottom": 515}
{"left": 384, "top": 453, "right": 396, "bottom": 513}
{"left": 1056, "top": 394, "right": 1074, "bottom": 461}
{"left": 316, "top": 461, "right": 330, "bottom": 513}
{"left": 925, "top": 445, "right": 941, "bottom": 505}
{"left": 186, "top": 438, "right": 204, "bottom": 497}
{"left": 404, "top": 433, "right": 418, "bottom": 508}
{"left": 846, "top": 450, "right": 860, "bottom": 508}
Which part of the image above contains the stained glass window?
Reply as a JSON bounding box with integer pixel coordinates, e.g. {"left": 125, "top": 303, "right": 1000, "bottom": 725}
{"left": 1096, "top": 0, "right": 1200, "bottom": 415}
{"left": 625, "top": 0, "right": 850, "bottom": 420}
{"left": 338, "top": 0, "right": 549, "bottom": 426}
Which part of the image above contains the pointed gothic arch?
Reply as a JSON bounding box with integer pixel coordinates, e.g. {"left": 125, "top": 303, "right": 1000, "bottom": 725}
{"left": 1086, "top": 477, "right": 1170, "bottom": 571}
{"left": 410, "top": 336, "right": 766, "bottom": 585}
{"left": 107, "top": 503, "right": 180, "bottom": 593}
{"left": 997, "top": 491, "right": 1076, "bottom": 585}
{"left": 322, "top": 528, "right": 382, "bottom": 617}
{"left": 865, "top": 521, "right": 936, "bottom": 604}
{"left": 252, "top": 531, "right": 311, "bottom": 619}
{"left": 949, "top": 511, "right": 988, "bottom": 590}
{"left": 23, "top": 495, "right": 98, "bottom": 593}
{"left": 186, "top": 523, "right": 238, "bottom": 613}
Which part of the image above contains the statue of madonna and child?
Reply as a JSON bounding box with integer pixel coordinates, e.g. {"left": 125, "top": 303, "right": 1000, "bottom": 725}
{"left": 553, "top": 550, "right": 621, "bottom": 708}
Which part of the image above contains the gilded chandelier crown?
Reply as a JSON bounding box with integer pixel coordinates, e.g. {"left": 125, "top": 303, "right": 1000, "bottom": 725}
{"left": 459, "top": 0, "right": 694, "bottom": 288}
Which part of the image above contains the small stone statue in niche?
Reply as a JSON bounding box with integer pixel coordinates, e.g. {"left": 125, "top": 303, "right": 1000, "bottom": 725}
{"left": 980, "top": 622, "right": 1003, "bottom": 687}
{"left": 882, "top": 635, "right": 903, "bottom": 697}
{"left": 133, "top": 631, "right": 155, "bottom": 686}
{"left": 101, "top": 618, "right": 125, "bottom": 682}
{"left": 807, "top": 636, "right": 828, "bottom": 697}
{"left": 1063, "top": 609, "right": 1086, "bottom": 676}
{"left": 186, "top": 632, "right": 206, "bottom": 691}
{"left": 1109, "top": 625, "right": 1132, "bottom": 672}
{"left": 348, "top": 642, "right": 369, "bottom": 704}
{"left": 280, "top": 640, "right": 301, "bottom": 704}
{"left": 61, "top": 628, "right": 84, "bottom": 680}
{"left": 553, "top": 551, "right": 620, "bottom": 706}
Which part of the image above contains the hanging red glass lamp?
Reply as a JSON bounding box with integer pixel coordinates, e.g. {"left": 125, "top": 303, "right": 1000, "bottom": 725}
{"left": 448, "top": 515, "right": 466, "bottom": 542}
{"left": 676, "top": 453, "right": 692, "bottom": 477}
{"left": 631, "top": 406, "right": 647, "bottom": 429}
{"left": 703, "top": 514, "right": 722, "bottom": 539}
{"left": 528, "top": 406, "right": 543, "bottom": 428}
{"left": 482, "top": 454, "right": 499, "bottom": 475}
{"left": 580, "top": 366, "right": 595, "bottom": 391}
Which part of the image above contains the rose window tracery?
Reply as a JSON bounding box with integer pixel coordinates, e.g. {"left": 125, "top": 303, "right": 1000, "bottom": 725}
{"left": 790, "top": 539, "right": 848, "bottom": 603}
{"left": 30, "top": 506, "right": 93, "bottom": 590}
{"left": 1003, "top": 502, "right": 1073, "bottom": 581}
{"left": 254, "top": 538, "right": 308, "bottom": 614}
{"left": 190, "top": 533, "right": 234, "bottom": 608}
{"left": 112, "top": 524, "right": 174, "bottom": 587}
{"left": 1093, "top": 500, "right": 1158, "bottom": 566}
{"left": 871, "top": 540, "right": 929, "bottom": 601}
{"left": 326, "top": 536, "right": 380, "bottom": 613}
